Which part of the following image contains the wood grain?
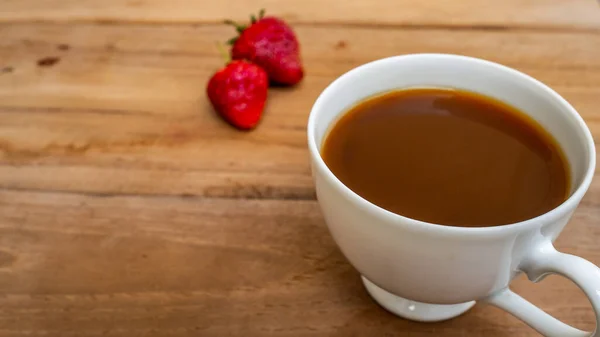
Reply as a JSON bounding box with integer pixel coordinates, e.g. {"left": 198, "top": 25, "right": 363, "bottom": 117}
{"left": 0, "top": 0, "right": 598, "bottom": 30}
{"left": 0, "top": 190, "right": 599, "bottom": 336}
{"left": 0, "top": 23, "right": 599, "bottom": 198}
{"left": 0, "top": 1, "right": 599, "bottom": 336}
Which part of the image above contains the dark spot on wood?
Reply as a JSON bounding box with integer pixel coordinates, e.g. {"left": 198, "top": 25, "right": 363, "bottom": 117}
{"left": 57, "top": 43, "right": 70, "bottom": 51}
{"left": 204, "top": 184, "right": 317, "bottom": 200}
{"left": 37, "top": 57, "right": 60, "bottom": 67}
{"left": 1, "top": 66, "right": 13, "bottom": 73}
{"left": 335, "top": 40, "right": 348, "bottom": 50}
{"left": 0, "top": 251, "right": 16, "bottom": 268}
{"left": 105, "top": 43, "right": 116, "bottom": 51}
{"left": 142, "top": 254, "right": 148, "bottom": 259}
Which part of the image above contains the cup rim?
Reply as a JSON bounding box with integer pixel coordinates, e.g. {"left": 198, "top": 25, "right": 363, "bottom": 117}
{"left": 307, "top": 53, "right": 596, "bottom": 235}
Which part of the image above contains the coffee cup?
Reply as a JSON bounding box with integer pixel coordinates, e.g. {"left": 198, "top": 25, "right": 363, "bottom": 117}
{"left": 307, "top": 54, "right": 598, "bottom": 336}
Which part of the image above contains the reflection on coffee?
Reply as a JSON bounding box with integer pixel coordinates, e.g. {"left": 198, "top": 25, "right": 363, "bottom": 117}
{"left": 321, "top": 88, "right": 570, "bottom": 227}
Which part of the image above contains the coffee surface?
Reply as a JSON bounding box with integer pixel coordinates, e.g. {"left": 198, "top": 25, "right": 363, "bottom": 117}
{"left": 321, "top": 88, "right": 570, "bottom": 227}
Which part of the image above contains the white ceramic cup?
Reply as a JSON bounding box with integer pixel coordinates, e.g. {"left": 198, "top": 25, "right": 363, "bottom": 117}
{"left": 307, "top": 54, "right": 598, "bottom": 336}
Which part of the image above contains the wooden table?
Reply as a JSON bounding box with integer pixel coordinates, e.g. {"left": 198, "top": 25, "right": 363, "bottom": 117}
{"left": 0, "top": 1, "right": 599, "bottom": 336}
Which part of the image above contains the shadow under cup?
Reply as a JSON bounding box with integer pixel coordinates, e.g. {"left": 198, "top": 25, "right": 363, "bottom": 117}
{"left": 307, "top": 55, "right": 595, "bottom": 310}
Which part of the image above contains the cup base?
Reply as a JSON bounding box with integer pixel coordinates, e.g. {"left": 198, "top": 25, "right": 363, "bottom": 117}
{"left": 362, "top": 276, "right": 476, "bottom": 322}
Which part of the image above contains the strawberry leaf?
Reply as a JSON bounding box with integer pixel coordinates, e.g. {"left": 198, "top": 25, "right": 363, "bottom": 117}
{"left": 224, "top": 19, "right": 246, "bottom": 33}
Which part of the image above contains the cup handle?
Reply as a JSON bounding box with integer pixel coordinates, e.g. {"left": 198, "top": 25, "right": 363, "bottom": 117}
{"left": 484, "top": 240, "right": 600, "bottom": 337}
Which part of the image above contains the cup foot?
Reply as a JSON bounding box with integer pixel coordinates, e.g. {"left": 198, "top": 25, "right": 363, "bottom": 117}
{"left": 362, "top": 276, "right": 476, "bottom": 322}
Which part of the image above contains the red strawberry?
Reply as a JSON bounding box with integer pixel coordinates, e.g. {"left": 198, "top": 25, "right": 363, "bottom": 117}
{"left": 226, "top": 10, "right": 304, "bottom": 86}
{"left": 207, "top": 60, "right": 268, "bottom": 130}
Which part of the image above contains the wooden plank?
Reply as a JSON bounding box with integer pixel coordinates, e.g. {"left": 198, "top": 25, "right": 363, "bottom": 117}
{"left": 0, "top": 0, "right": 598, "bottom": 29}
{"left": 0, "top": 189, "right": 597, "bottom": 336}
{"left": 0, "top": 23, "right": 599, "bottom": 198}
{"left": 0, "top": 19, "right": 599, "bottom": 336}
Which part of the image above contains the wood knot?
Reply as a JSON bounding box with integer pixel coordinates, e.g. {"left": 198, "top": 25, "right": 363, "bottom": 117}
{"left": 37, "top": 56, "right": 60, "bottom": 67}
{"left": 335, "top": 40, "right": 348, "bottom": 50}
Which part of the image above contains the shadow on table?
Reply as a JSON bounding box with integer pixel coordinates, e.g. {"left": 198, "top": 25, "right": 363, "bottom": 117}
{"left": 328, "top": 302, "right": 521, "bottom": 337}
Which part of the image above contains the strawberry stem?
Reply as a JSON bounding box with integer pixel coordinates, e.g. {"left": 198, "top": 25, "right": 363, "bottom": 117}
{"left": 215, "top": 42, "right": 231, "bottom": 64}
{"left": 225, "top": 10, "right": 265, "bottom": 44}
